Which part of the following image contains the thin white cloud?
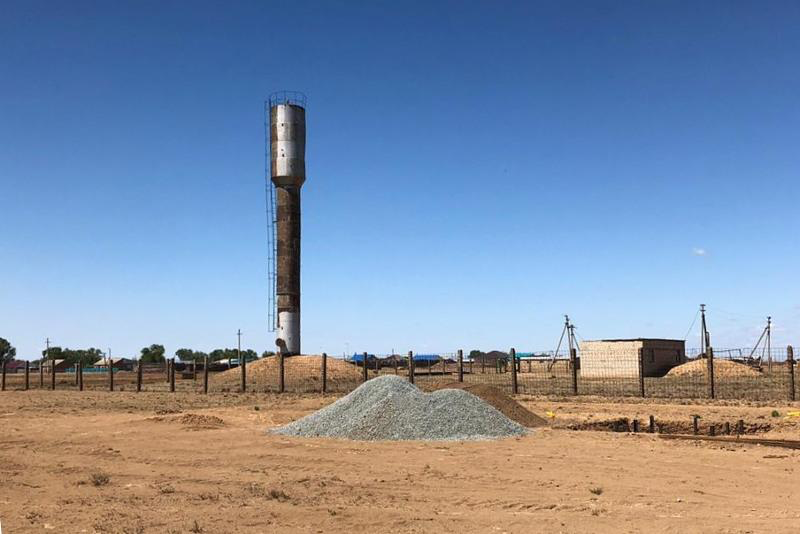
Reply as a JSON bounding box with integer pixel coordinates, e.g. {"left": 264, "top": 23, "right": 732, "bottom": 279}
{"left": 692, "top": 247, "right": 707, "bottom": 256}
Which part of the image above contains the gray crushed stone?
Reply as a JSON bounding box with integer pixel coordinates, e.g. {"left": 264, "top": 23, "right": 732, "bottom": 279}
{"left": 270, "top": 375, "right": 527, "bottom": 441}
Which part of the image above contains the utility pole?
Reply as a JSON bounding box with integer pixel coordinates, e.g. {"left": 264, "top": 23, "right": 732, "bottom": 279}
{"left": 699, "top": 304, "right": 709, "bottom": 357}
{"left": 766, "top": 316, "right": 772, "bottom": 372}
{"left": 238, "top": 329, "right": 245, "bottom": 393}
{"left": 237, "top": 329, "right": 242, "bottom": 363}
{"left": 549, "top": 315, "right": 573, "bottom": 372}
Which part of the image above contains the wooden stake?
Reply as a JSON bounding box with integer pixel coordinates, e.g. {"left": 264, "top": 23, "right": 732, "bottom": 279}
{"left": 321, "top": 352, "right": 327, "bottom": 393}
{"left": 39, "top": 360, "right": 43, "bottom": 388}
{"left": 569, "top": 347, "right": 579, "bottom": 395}
{"left": 278, "top": 351, "right": 285, "bottom": 393}
{"left": 78, "top": 361, "right": 83, "bottom": 392}
{"left": 637, "top": 348, "right": 645, "bottom": 398}
{"left": 707, "top": 346, "right": 715, "bottom": 399}
{"left": 362, "top": 352, "right": 368, "bottom": 383}
{"left": 408, "top": 351, "right": 415, "bottom": 385}
{"left": 724, "top": 422, "right": 731, "bottom": 435}
{"left": 109, "top": 359, "right": 114, "bottom": 392}
{"left": 203, "top": 356, "right": 209, "bottom": 394}
{"left": 737, "top": 419, "right": 744, "bottom": 435}
{"left": 649, "top": 415, "right": 655, "bottom": 433}
{"left": 787, "top": 345, "right": 795, "bottom": 402}
{"left": 169, "top": 358, "right": 175, "bottom": 393}
{"left": 693, "top": 415, "right": 700, "bottom": 435}
{"left": 510, "top": 348, "right": 518, "bottom": 395}
{"left": 24, "top": 360, "right": 30, "bottom": 391}
{"left": 50, "top": 358, "right": 56, "bottom": 390}
{"left": 241, "top": 352, "right": 247, "bottom": 393}
{"left": 136, "top": 361, "right": 143, "bottom": 392}
{"left": 457, "top": 349, "right": 464, "bottom": 383}
{"left": 632, "top": 419, "right": 639, "bottom": 433}
{"left": 1, "top": 359, "right": 5, "bottom": 391}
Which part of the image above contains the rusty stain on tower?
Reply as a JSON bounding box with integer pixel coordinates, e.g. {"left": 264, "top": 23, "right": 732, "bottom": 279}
{"left": 269, "top": 91, "right": 306, "bottom": 355}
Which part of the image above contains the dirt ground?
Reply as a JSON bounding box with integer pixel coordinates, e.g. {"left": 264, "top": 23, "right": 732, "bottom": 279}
{"left": 1, "top": 390, "right": 799, "bottom": 533}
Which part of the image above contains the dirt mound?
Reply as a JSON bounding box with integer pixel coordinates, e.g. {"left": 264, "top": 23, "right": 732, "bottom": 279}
{"left": 666, "top": 359, "right": 762, "bottom": 378}
{"left": 431, "top": 382, "right": 547, "bottom": 428}
{"left": 177, "top": 414, "right": 224, "bottom": 428}
{"left": 148, "top": 413, "right": 224, "bottom": 429}
{"left": 211, "top": 355, "right": 362, "bottom": 391}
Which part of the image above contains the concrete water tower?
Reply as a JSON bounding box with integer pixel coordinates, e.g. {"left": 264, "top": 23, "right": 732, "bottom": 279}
{"left": 269, "top": 91, "right": 306, "bottom": 355}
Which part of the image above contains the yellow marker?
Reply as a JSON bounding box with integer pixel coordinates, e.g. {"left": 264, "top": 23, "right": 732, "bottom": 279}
{"left": 785, "top": 411, "right": 800, "bottom": 418}
{"left": 545, "top": 411, "right": 556, "bottom": 419}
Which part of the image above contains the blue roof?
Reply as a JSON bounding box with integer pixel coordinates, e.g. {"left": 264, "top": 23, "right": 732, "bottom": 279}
{"left": 350, "top": 353, "right": 376, "bottom": 363}
{"left": 413, "top": 353, "right": 440, "bottom": 361}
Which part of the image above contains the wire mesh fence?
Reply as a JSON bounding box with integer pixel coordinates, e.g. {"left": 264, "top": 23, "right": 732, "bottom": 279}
{"left": 1, "top": 346, "right": 797, "bottom": 402}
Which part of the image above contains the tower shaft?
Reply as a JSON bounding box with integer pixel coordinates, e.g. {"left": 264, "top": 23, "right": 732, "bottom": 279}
{"left": 269, "top": 94, "right": 306, "bottom": 355}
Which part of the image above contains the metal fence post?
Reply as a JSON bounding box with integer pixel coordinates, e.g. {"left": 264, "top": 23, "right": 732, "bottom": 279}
{"left": 707, "top": 347, "right": 715, "bottom": 399}
{"left": 24, "top": 360, "right": 30, "bottom": 391}
{"left": 362, "top": 352, "right": 368, "bottom": 383}
{"left": 137, "top": 361, "right": 143, "bottom": 392}
{"left": 457, "top": 349, "right": 464, "bottom": 383}
{"left": 408, "top": 351, "right": 415, "bottom": 385}
{"left": 787, "top": 345, "right": 795, "bottom": 402}
{"left": 278, "top": 351, "right": 285, "bottom": 393}
{"left": 203, "top": 356, "right": 209, "bottom": 394}
{"left": 637, "top": 348, "right": 645, "bottom": 398}
{"left": 321, "top": 352, "right": 327, "bottom": 393}
{"left": 570, "top": 347, "right": 578, "bottom": 395}
{"left": 510, "top": 348, "right": 518, "bottom": 394}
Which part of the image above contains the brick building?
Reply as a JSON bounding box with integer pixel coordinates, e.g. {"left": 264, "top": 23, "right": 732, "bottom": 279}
{"left": 580, "top": 339, "right": 686, "bottom": 378}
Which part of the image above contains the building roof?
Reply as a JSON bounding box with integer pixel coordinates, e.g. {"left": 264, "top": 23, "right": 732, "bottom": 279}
{"left": 350, "top": 353, "right": 376, "bottom": 363}
{"left": 94, "top": 357, "right": 133, "bottom": 365}
{"left": 412, "top": 354, "right": 441, "bottom": 361}
{"left": 591, "top": 338, "right": 685, "bottom": 343}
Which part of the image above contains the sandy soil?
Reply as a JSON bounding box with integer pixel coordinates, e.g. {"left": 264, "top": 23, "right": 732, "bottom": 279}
{"left": 1, "top": 390, "right": 799, "bottom": 533}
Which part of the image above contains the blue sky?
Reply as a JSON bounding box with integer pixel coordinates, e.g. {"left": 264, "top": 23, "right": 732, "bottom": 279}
{"left": 1, "top": 1, "right": 798, "bottom": 359}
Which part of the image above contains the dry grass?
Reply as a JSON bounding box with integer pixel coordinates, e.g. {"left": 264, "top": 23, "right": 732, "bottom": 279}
{"left": 90, "top": 472, "right": 110, "bottom": 487}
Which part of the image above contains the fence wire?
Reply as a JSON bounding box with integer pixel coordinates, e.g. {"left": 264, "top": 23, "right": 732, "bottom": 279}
{"left": 2, "top": 347, "right": 797, "bottom": 402}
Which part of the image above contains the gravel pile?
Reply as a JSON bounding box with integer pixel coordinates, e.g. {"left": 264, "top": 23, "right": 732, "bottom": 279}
{"left": 271, "top": 375, "right": 527, "bottom": 441}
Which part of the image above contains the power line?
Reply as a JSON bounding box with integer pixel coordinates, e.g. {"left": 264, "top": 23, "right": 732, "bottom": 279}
{"left": 682, "top": 308, "right": 700, "bottom": 341}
